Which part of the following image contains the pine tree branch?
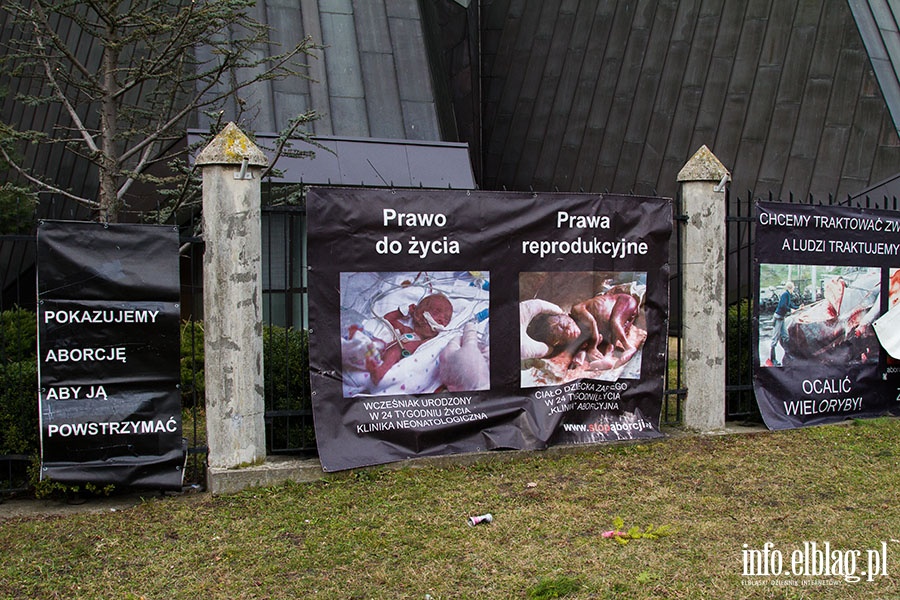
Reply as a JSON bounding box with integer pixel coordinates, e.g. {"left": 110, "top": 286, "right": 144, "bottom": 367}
{"left": 27, "top": 0, "right": 100, "bottom": 86}
{"left": 0, "top": 144, "right": 98, "bottom": 207}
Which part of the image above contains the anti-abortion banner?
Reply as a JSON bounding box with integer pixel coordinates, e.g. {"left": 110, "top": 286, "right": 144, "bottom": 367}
{"left": 307, "top": 188, "right": 672, "bottom": 471}
{"left": 37, "top": 221, "right": 184, "bottom": 489}
{"left": 753, "top": 201, "right": 900, "bottom": 429}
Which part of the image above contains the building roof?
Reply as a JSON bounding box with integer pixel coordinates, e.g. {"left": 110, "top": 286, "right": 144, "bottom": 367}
{"left": 3, "top": 0, "right": 900, "bottom": 212}
{"left": 475, "top": 0, "right": 900, "bottom": 201}
{"left": 850, "top": 170, "right": 900, "bottom": 204}
{"left": 208, "top": 0, "right": 447, "bottom": 142}
{"left": 0, "top": 0, "right": 461, "bottom": 222}
{"left": 187, "top": 132, "right": 475, "bottom": 189}
{"left": 849, "top": 0, "right": 900, "bottom": 139}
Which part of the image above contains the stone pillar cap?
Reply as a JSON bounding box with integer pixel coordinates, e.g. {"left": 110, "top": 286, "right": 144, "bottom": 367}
{"left": 677, "top": 144, "right": 730, "bottom": 183}
{"left": 196, "top": 122, "right": 269, "bottom": 167}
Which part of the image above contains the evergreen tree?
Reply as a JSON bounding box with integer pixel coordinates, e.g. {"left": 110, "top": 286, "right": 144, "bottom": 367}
{"left": 0, "top": 0, "right": 318, "bottom": 222}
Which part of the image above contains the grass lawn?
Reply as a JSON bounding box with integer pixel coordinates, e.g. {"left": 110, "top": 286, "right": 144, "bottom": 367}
{"left": 1, "top": 418, "right": 899, "bottom": 599}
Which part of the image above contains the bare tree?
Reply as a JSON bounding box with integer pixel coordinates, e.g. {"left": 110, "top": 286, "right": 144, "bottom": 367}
{"left": 0, "top": 0, "right": 319, "bottom": 222}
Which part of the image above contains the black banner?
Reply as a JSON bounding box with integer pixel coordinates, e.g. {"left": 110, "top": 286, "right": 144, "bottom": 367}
{"left": 307, "top": 188, "right": 672, "bottom": 471}
{"left": 753, "top": 201, "right": 900, "bottom": 429}
{"left": 37, "top": 221, "right": 184, "bottom": 490}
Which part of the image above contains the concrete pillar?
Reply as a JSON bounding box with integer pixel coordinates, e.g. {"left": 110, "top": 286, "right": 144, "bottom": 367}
{"left": 677, "top": 145, "right": 730, "bottom": 431}
{"left": 196, "top": 123, "right": 268, "bottom": 471}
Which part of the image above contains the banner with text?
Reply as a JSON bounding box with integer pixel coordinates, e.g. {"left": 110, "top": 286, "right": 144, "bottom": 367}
{"left": 307, "top": 188, "right": 671, "bottom": 471}
{"left": 37, "top": 221, "right": 184, "bottom": 489}
{"left": 753, "top": 201, "right": 900, "bottom": 429}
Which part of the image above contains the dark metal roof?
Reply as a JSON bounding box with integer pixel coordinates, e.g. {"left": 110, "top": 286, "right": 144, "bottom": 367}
{"left": 188, "top": 132, "right": 475, "bottom": 189}
{"left": 0, "top": 5, "right": 97, "bottom": 221}
{"left": 475, "top": 0, "right": 900, "bottom": 200}
{"left": 5, "top": 0, "right": 900, "bottom": 211}
{"left": 850, "top": 170, "right": 900, "bottom": 204}
{"left": 849, "top": 0, "right": 900, "bottom": 139}
{"left": 208, "top": 0, "right": 447, "bottom": 142}
{"left": 0, "top": 0, "right": 455, "bottom": 221}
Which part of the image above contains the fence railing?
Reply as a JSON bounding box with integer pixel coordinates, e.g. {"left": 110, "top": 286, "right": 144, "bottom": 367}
{"left": 5, "top": 193, "right": 683, "bottom": 493}
{"left": 261, "top": 206, "right": 316, "bottom": 455}
{"left": 1, "top": 229, "right": 37, "bottom": 493}
{"left": 28, "top": 184, "right": 890, "bottom": 490}
{"left": 725, "top": 190, "right": 757, "bottom": 421}
{"left": 663, "top": 191, "right": 686, "bottom": 426}
{"left": 178, "top": 218, "right": 207, "bottom": 488}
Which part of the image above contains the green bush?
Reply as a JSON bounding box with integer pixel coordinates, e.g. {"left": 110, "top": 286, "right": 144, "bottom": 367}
{"left": 726, "top": 299, "right": 753, "bottom": 385}
{"left": 1, "top": 306, "right": 36, "bottom": 362}
{"left": 0, "top": 360, "right": 38, "bottom": 455}
{"left": 180, "top": 322, "right": 313, "bottom": 452}
{"left": 0, "top": 308, "right": 38, "bottom": 455}
{"left": 263, "top": 325, "right": 310, "bottom": 412}
{"left": 0, "top": 184, "right": 36, "bottom": 235}
{"left": 180, "top": 320, "right": 205, "bottom": 407}
{"left": 726, "top": 299, "right": 760, "bottom": 419}
{"left": 179, "top": 321, "right": 312, "bottom": 413}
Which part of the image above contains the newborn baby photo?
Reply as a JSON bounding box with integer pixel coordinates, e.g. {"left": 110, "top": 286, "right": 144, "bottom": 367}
{"left": 339, "top": 271, "right": 490, "bottom": 397}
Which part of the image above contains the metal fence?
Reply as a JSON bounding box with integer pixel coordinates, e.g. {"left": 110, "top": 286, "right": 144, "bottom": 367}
{"left": 7, "top": 185, "right": 900, "bottom": 493}
{"left": 2, "top": 193, "right": 693, "bottom": 494}
{"left": 725, "top": 189, "right": 757, "bottom": 421}
{"left": 2, "top": 203, "right": 677, "bottom": 493}
{"left": 261, "top": 206, "right": 316, "bottom": 455}
{"left": 0, "top": 228, "right": 38, "bottom": 493}
{"left": 177, "top": 212, "right": 207, "bottom": 487}
{"left": 663, "top": 191, "right": 686, "bottom": 426}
